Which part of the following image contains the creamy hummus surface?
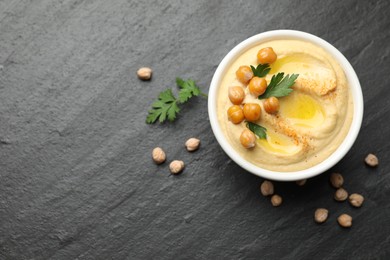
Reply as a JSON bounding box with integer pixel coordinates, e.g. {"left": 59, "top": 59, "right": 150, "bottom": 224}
{"left": 217, "top": 39, "right": 354, "bottom": 171}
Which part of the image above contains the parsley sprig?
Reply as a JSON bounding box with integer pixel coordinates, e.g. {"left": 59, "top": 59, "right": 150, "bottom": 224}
{"left": 250, "top": 64, "right": 271, "bottom": 78}
{"left": 176, "top": 78, "right": 201, "bottom": 103}
{"left": 246, "top": 121, "right": 267, "bottom": 139}
{"left": 146, "top": 89, "right": 180, "bottom": 123}
{"left": 146, "top": 78, "right": 207, "bottom": 124}
{"left": 258, "top": 73, "right": 299, "bottom": 99}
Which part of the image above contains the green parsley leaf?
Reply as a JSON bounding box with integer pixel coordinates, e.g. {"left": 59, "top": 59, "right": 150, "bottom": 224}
{"left": 176, "top": 77, "right": 201, "bottom": 103}
{"left": 250, "top": 64, "right": 271, "bottom": 78}
{"left": 146, "top": 89, "right": 180, "bottom": 124}
{"left": 246, "top": 121, "right": 267, "bottom": 139}
{"left": 258, "top": 73, "right": 299, "bottom": 99}
{"left": 146, "top": 78, "right": 207, "bottom": 124}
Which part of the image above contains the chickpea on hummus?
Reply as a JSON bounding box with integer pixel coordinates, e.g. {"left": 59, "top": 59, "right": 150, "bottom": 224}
{"left": 217, "top": 40, "right": 353, "bottom": 172}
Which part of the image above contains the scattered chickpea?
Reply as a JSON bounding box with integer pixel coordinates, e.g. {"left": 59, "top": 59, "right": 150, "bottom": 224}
{"left": 169, "top": 160, "right": 185, "bottom": 175}
{"left": 137, "top": 67, "right": 152, "bottom": 80}
{"left": 236, "top": 65, "right": 254, "bottom": 84}
{"left": 185, "top": 138, "right": 200, "bottom": 152}
{"left": 365, "top": 153, "right": 378, "bottom": 167}
{"left": 314, "top": 208, "right": 329, "bottom": 223}
{"left": 257, "top": 47, "right": 277, "bottom": 64}
{"left": 152, "top": 147, "right": 166, "bottom": 164}
{"left": 296, "top": 179, "right": 307, "bottom": 186}
{"left": 227, "top": 105, "right": 245, "bottom": 124}
{"left": 243, "top": 103, "right": 261, "bottom": 122}
{"left": 334, "top": 188, "right": 348, "bottom": 202}
{"left": 330, "top": 173, "right": 344, "bottom": 188}
{"left": 271, "top": 194, "right": 282, "bottom": 207}
{"left": 260, "top": 180, "right": 274, "bottom": 196}
{"left": 228, "top": 86, "right": 245, "bottom": 105}
{"left": 337, "top": 214, "right": 352, "bottom": 228}
{"left": 349, "top": 193, "right": 364, "bottom": 208}
{"left": 248, "top": 77, "right": 267, "bottom": 97}
{"left": 263, "top": 97, "right": 280, "bottom": 114}
{"left": 240, "top": 129, "right": 256, "bottom": 149}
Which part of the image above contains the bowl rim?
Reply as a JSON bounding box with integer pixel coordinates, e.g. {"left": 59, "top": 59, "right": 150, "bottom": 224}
{"left": 208, "top": 29, "right": 364, "bottom": 181}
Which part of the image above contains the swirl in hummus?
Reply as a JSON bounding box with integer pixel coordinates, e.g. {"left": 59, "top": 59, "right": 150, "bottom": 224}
{"left": 217, "top": 39, "right": 353, "bottom": 172}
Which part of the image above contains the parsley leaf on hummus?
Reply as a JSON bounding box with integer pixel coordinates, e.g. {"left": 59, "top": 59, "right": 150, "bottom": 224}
{"left": 246, "top": 121, "right": 267, "bottom": 139}
{"left": 258, "top": 73, "right": 299, "bottom": 99}
{"left": 250, "top": 64, "right": 271, "bottom": 78}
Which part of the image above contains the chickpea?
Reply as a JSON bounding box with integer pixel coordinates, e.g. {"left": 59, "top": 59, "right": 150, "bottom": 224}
{"left": 248, "top": 77, "right": 267, "bottom": 97}
{"left": 240, "top": 129, "right": 256, "bottom": 149}
{"left": 228, "top": 86, "right": 245, "bottom": 105}
{"left": 243, "top": 103, "right": 261, "bottom": 122}
{"left": 137, "top": 67, "right": 152, "bottom": 80}
{"left": 169, "top": 160, "right": 185, "bottom": 175}
{"left": 330, "top": 173, "right": 344, "bottom": 188}
{"left": 334, "top": 188, "right": 348, "bottom": 202}
{"left": 270, "top": 194, "right": 282, "bottom": 207}
{"left": 227, "top": 105, "right": 244, "bottom": 124}
{"left": 296, "top": 179, "right": 307, "bottom": 186}
{"left": 236, "top": 66, "right": 253, "bottom": 84}
{"left": 365, "top": 153, "right": 378, "bottom": 167}
{"left": 337, "top": 214, "right": 352, "bottom": 228}
{"left": 314, "top": 208, "right": 329, "bottom": 224}
{"left": 257, "top": 47, "right": 277, "bottom": 64}
{"left": 152, "top": 147, "right": 166, "bottom": 164}
{"left": 349, "top": 193, "right": 364, "bottom": 208}
{"left": 263, "top": 97, "right": 280, "bottom": 114}
{"left": 260, "top": 180, "right": 274, "bottom": 196}
{"left": 185, "top": 138, "right": 200, "bottom": 152}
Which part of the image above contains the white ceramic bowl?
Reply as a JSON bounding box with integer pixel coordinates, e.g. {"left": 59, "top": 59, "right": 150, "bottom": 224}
{"left": 208, "top": 30, "right": 363, "bottom": 181}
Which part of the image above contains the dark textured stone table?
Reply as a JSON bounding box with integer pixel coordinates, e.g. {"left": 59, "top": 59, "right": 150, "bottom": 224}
{"left": 1, "top": 1, "right": 390, "bottom": 259}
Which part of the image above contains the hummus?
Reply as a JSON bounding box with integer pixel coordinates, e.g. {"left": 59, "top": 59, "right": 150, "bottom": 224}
{"left": 217, "top": 39, "right": 353, "bottom": 172}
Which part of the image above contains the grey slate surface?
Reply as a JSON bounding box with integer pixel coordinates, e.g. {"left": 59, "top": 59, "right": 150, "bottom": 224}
{"left": 1, "top": 0, "right": 390, "bottom": 259}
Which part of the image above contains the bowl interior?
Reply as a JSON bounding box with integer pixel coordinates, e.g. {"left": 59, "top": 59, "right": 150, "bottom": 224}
{"left": 208, "top": 30, "right": 363, "bottom": 181}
